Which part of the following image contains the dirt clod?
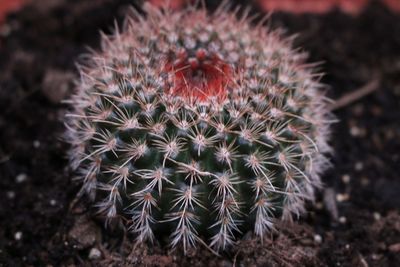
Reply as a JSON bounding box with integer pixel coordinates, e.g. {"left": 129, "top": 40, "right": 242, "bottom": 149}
{"left": 42, "top": 69, "right": 74, "bottom": 103}
{"left": 68, "top": 215, "right": 101, "bottom": 250}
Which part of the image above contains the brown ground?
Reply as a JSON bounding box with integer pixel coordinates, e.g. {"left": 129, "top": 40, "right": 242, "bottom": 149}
{"left": 0, "top": 0, "right": 399, "bottom": 266}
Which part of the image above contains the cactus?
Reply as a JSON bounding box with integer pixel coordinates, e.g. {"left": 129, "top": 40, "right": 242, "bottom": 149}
{"left": 65, "top": 3, "right": 332, "bottom": 252}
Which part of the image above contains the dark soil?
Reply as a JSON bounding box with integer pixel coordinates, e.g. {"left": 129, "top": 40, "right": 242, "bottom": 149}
{"left": 0, "top": 0, "right": 399, "bottom": 266}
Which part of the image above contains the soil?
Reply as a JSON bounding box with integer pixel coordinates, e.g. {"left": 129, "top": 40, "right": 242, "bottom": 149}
{"left": 0, "top": 0, "right": 399, "bottom": 266}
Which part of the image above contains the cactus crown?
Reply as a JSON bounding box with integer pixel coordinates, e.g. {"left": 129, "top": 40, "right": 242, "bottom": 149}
{"left": 65, "top": 3, "right": 332, "bottom": 252}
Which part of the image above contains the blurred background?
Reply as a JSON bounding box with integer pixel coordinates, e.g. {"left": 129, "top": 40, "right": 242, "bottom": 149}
{"left": 0, "top": 0, "right": 399, "bottom": 266}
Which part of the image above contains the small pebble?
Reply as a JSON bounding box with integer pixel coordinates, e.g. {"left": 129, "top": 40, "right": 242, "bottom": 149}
{"left": 388, "top": 243, "right": 400, "bottom": 253}
{"left": 371, "top": 254, "right": 381, "bottom": 260}
{"left": 355, "top": 162, "right": 364, "bottom": 171}
{"left": 88, "top": 248, "right": 102, "bottom": 260}
{"left": 7, "top": 191, "right": 15, "bottom": 199}
{"left": 14, "top": 232, "right": 23, "bottom": 241}
{"left": 315, "top": 201, "right": 324, "bottom": 210}
{"left": 16, "top": 173, "right": 27, "bottom": 183}
{"left": 341, "top": 174, "right": 351, "bottom": 184}
{"left": 350, "top": 126, "right": 361, "bottom": 137}
{"left": 33, "top": 140, "right": 40, "bottom": 148}
{"left": 336, "top": 193, "right": 349, "bottom": 202}
{"left": 373, "top": 212, "right": 381, "bottom": 221}
{"left": 360, "top": 177, "right": 370, "bottom": 186}
{"left": 314, "top": 234, "right": 322, "bottom": 244}
{"left": 339, "top": 216, "right": 347, "bottom": 224}
{"left": 50, "top": 199, "right": 57, "bottom": 206}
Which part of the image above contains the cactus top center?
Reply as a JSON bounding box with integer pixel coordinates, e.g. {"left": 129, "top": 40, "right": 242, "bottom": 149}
{"left": 163, "top": 48, "right": 233, "bottom": 104}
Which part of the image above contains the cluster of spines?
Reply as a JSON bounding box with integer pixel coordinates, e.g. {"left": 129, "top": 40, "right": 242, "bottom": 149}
{"left": 65, "top": 2, "right": 333, "bottom": 252}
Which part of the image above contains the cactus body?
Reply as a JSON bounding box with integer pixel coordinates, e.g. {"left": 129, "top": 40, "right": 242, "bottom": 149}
{"left": 66, "top": 3, "right": 332, "bottom": 251}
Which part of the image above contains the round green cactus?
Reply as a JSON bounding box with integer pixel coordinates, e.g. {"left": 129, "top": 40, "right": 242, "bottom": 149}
{"left": 65, "top": 3, "right": 332, "bottom": 252}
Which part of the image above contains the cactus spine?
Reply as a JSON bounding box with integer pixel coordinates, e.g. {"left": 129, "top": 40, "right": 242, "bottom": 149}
{"left": 65, "top": 3, "right": 332, "bottom": 252}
